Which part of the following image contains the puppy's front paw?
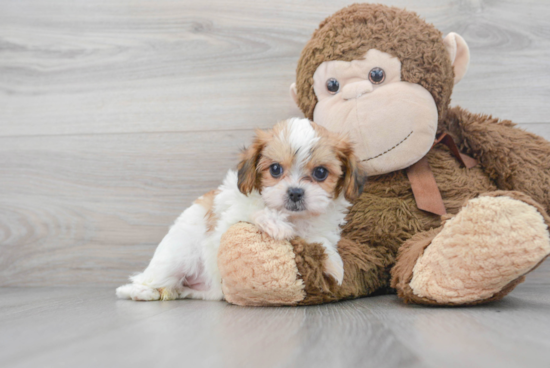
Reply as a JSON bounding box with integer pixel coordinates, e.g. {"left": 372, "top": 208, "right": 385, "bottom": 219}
{"left": 323, "top": 251, "right": 344, "bottom": 285}
{"left": 253, "top": 209, "right": 295, "bottom": 241}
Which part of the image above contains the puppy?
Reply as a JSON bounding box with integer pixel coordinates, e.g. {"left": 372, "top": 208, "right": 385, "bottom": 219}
{"left": 116, "top": 118, "right": 366, "bottom": 301}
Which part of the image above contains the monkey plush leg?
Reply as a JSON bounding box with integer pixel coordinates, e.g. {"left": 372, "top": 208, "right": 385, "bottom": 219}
{"left": 218, "top": 222, "right": 393, "bottom": 306}
{"left": 391, "top": 191, "right": 550, "bottom": 305}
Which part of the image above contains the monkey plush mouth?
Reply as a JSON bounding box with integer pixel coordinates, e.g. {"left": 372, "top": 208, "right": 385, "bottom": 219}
{"left": 362, "top": 130, "right": 413, "bottom": 162}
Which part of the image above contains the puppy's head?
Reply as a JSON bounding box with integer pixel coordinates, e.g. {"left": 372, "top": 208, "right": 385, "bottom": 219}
{"left": 238, "top": 118, "right": 367, "bottom": 215}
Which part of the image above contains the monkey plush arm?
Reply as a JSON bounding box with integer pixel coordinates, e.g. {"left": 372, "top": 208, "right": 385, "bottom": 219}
{"left": 217, "top": 222, "right": 394, "bottom": 306}
{"left": 442, "top": 106, "right": 550, "bottom": 212}
{"left": 290, "top": 236, "right": 394, "bottom": 305}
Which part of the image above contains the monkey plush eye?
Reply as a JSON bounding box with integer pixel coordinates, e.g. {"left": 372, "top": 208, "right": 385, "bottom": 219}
{"left": 326, "top": 78, "right": 340, "bottom": 94}
{"left": 312, "top": 166, "right": 329, "bottom": 181}
{"left": 368, "top": 67, "right": 385, "bottom": 84}
{"left": 269, "top": 163, "right": 283, "bottom": 178}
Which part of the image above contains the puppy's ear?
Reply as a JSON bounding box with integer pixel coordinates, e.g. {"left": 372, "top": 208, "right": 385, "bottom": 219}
{"left": 237, "top": 130, "right": 268, "bottom": 195}
{"left": 337, "top": 141, "right": 367, "bottom": 201}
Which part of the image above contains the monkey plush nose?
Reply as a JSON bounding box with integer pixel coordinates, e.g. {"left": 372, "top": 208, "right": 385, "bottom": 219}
{"left": 288, "top": 188, "right": 305, "bottom": 202}
{"left": 342, "top": 81, "right": 373, "bottom": 100}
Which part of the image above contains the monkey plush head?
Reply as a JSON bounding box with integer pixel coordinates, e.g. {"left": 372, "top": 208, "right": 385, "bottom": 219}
{"left": 290, "top": 4, "right": 470, "bottom": 176}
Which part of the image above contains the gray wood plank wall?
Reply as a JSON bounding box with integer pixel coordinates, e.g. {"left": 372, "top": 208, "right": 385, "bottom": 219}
{"left": 1, "top": 0, "right": 549, "bottom": 286}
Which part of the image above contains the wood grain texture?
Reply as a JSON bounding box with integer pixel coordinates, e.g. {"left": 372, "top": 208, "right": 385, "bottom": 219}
{"left": 1, "top": 286, "right": 550, "bottom": 368}
{"left": 1, "top": 0, "right": 550, "bottom": 137}
{"left": 0, "top": 130, "right": 255, "bottom": 286}
{"left": 1, "top": 0, "right": 550, "bottom": 287}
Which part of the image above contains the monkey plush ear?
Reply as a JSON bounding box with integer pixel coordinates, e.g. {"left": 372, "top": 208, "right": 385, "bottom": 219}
{"left": 289, "top": 83, "right": 299, "bottom": 107}
{"left": 443, "top": 32, "right": 470, "bottom": 84}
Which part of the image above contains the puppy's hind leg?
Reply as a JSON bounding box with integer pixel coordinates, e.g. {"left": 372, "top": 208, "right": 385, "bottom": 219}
{"left": 116, "top": 283, "right": 161, "bottom": 301}
{"left": 116, "top": 202, "right": 208, "bottom": 301}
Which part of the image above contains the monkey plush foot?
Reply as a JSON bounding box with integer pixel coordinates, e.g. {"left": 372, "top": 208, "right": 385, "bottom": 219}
{"left": 392, "top": 191, "right": 550, "bottom": 305}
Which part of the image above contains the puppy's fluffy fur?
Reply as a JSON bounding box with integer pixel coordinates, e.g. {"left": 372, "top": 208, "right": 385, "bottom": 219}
{"left": 116, "top": 118, "right": 366, "bottom": 301}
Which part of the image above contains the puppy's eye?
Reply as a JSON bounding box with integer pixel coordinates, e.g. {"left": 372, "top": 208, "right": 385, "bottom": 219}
{"left": 312, "top": 166, "right": 329, "bottom": 182}
{"left": 269, "top": 163, "right": 283, "bottom": 178}
{"left": 368, "top": 67, "right": 385, "bottom": 84}
{"left": 326, "top": 78, "right": 340, "bottom": 94}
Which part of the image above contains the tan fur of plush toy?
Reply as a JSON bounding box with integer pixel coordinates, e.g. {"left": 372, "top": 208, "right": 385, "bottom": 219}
{"left": 218, "top": 4, "right": 550, "bottom": 306}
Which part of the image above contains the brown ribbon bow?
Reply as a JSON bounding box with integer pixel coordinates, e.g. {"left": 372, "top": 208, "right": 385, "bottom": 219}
{"left": 406, "top": 133, "right": 477, "bottom": 216}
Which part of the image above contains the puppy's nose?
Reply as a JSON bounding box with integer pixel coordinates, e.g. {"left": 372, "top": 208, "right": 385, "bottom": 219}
{"left": 287, "top": 187, "right": 304, "bottom": 203}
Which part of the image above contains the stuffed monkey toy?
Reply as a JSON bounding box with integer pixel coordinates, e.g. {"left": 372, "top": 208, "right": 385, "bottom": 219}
{"left": 217, "top": 3, "right": 550, "bottom": 306}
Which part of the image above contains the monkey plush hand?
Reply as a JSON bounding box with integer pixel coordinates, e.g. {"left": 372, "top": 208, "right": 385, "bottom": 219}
{"left": 217, "top": 4, "right": 550, "bottom": 306}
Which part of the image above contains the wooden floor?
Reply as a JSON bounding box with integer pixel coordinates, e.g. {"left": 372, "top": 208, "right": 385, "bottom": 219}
{"left": 2, "top": 280, "right": 550, "bottom": 368}
{"left": 1, "top": 0, "right": 550, "bottom": 367}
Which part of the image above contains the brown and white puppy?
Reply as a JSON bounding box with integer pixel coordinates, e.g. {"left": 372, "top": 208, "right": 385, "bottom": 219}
{"left": 239, "top": 118, "right": 365, "bottom": 247}
{"left": 116, "top": 118, "right": 366, "bottom": 301}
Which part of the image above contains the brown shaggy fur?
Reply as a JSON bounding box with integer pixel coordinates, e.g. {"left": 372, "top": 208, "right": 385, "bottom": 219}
{"left": 220, "top": 4, "right": 550, "bottom": 307}
{"left": 288, "top": 4, "right": 550, "bottom": 306}
{"left": 293, "top": 142, "right": 499, "bottom": 304}
{"left": 442, "top": 107, "right": 550, "bottom": 212}
{"left": 293, "top": 237, "right": 392, "bottom": 305}
{"left": 295, "top": 4, "right": 454, "bottom": 123}
{"left": 293, "top": 132, "right": 550, "bottom": 305}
